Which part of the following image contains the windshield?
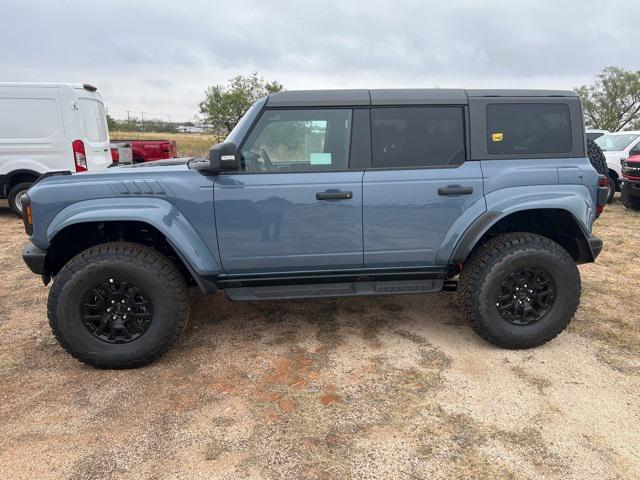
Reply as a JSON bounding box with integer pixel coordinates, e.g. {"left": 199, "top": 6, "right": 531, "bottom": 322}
{"left": 225, "top": 97, "right": 267, "bottom": 146}
{"left": 595, "top": 133, "right": 639, "bottom": 152}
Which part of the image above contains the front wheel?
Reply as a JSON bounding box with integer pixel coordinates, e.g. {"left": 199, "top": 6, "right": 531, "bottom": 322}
{"left": 459, "top": 233, "right": 580, "bottom": 348}
{"left": 47, "top": 242, "right": 190, "bottom": 368}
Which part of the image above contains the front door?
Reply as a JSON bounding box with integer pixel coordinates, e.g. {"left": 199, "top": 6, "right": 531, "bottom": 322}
{"left": 214, "top": 108, "right": 363, "bottom": 275}
{"left": 363, "top": 106, "right": 485, "bottom": 268}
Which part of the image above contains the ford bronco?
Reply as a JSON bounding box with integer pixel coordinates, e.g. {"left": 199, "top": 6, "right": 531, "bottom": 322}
{"left": 21, "top": 89, "right": 607, "bottom": 368}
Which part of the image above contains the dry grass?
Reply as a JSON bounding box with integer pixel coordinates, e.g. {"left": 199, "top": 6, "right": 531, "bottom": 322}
{"left": 0, "top": 197, "right": 639, "bottom": 479}
{"left": 110, "top": 131, "right": 222, "bottom": 157}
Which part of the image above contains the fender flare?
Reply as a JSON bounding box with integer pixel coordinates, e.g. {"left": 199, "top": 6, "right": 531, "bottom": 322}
{"left": 449, "top": 187, "right": 595, "bottom": 264}
{"left": 46, "top": 197, "right": 222, "bottom": 279}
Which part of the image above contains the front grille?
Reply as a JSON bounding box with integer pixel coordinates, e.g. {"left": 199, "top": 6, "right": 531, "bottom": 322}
{"left": 622, "top": 159, "right": 640, "bottom": 179}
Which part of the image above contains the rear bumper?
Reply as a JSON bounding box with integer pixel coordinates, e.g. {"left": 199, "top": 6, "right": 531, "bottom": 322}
{"left": 0, "top": 174, "right": 6, "bottom": 197}
{"left": 22, "top": 241, "right": 47, "bottom": 275}
{"left": 588, "top": 235, "right": 603, "bottom": 260}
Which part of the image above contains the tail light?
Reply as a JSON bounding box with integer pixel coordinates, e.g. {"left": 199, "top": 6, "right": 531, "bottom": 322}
{"left": 72, "top": 140, "right": 87, "bottom": 172}
{"left": 598, "top": 176, "right": 608, "bottom": 187}
{"left": 110, "top": 147, "right": 120, "bottom": 164}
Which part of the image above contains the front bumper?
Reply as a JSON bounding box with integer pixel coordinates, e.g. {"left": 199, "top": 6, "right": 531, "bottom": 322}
{"left": 22, "top": 241, "right": 47, "bottom": 275}
{"left": 588, "top": 235, "right": 603, "bottom": 260}
{"left": 620, "top": 176, "right": 640, "bottom": 195}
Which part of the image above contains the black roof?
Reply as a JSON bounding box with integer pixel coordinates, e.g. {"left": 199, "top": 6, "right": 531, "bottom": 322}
{"left": 266, "top": 88, "right": 578, "bottom": 107}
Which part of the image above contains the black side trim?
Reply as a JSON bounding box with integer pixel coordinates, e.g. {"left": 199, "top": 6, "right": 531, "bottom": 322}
{"left": 588, "top": 235, "right": 603, "bottom": 260}
{"left": 31, "top": 170, "right": 71, "bottom": 187}
{"left": 22, "top": 242, "right": 47, "bottom": 275}
{"left": 216, "top": 267, "right": 450, "bottom": 289}
{"left": 450, "top": 211, "right": 501, "bottom": 264}
{"left": 0, "top": 174, "right": 6, "bottom": 197}
{"left": 165, "top": 238, "right": 218, "bottom": 294}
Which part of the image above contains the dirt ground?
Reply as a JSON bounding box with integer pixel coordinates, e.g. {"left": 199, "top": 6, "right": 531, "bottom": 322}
{"left": 1, "top": 198, "right": 639, "bottom": 480}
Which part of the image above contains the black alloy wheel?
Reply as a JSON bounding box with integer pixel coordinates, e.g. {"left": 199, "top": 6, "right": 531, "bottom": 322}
{"left": 81, "top": 278, "right": 153, "bottom": 343}
{"left": 495, "top": 267, "right": 556, "bottom": 326}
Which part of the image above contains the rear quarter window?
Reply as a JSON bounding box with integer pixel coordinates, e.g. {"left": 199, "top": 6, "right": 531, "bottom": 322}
{"left": 79, "top": 99, "right": 108, "bottom": 142}
{"left": 487, "top": 103, "right": 572, "bottom": 155}
{"left": 0, "top": 98, "right": 60, "bottom": 139}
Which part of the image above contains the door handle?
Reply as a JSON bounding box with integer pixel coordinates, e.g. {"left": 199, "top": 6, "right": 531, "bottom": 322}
{"left": 438, "top": 185, "right": 474, "bottom": 196}
{"left": 316, "top": 190, "right": 353, "bottom": 200}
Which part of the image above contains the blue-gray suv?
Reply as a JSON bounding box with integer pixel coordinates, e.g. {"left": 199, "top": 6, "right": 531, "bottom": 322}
{"left": 20, "top": 89, "right": 608, "bottom": 368}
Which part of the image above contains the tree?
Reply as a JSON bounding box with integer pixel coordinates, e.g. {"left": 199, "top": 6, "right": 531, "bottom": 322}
{"left": 199, "top": 72, "right": 284, "bottom": 135}
{"left": 575, "top": 66, "right": 640, "bottom": 132}
{"left": 106, "top": 113, "right": 117, "bottom": 131}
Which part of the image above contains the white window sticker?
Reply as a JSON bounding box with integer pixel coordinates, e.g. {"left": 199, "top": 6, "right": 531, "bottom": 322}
{"left": 310, "top": 152, "right": 332, "bottom": 165}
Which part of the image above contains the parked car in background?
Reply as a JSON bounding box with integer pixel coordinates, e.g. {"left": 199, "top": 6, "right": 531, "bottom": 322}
{"left": 20, "top": 88, "right": 606, "bottom": 368}
{"left": 620, "top": 153, "right": 640, "bottom": 210}
{"left": 109, "top": 142, "right": 133, "bottom": 165}
{"left": 595, "top": 131, "right": 640, "bottom": 201}
{"left": 0, "top": 83, "right": 113, "bottom": 216}
{"left": 112, "top": 139, "right": 177, "bottom": 163}
{"left": 586, "top": 129, "right": 609, "bottom": 141}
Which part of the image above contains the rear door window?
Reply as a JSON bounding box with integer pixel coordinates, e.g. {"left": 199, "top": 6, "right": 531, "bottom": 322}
{"left": 79, "top": 99, "right": 108, "bottom": 142}
{"left": 371, "top": 107, "right": 466, "bottom": 168}
{"left": 487, "top": 103, "right": 572, "bottom": 155}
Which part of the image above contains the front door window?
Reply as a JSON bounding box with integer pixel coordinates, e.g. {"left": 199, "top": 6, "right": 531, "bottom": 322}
{"left": 241, "top": 109, "right": 352, "bottom": 172}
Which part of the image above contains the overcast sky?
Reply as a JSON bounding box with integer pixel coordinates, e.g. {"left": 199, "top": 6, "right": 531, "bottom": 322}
{"left": 2, "top": 0, "right": 639, "bottom": 122}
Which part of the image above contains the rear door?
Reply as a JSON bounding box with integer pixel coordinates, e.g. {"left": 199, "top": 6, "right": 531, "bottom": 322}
{"left": 214, "top": 108, "right": 366, "bottom": 274}
{"left": 76, "top": 91, "right": 111, "bottom": 170}
{"left": 363, "top": 106, "right": 485, "bottom": 268}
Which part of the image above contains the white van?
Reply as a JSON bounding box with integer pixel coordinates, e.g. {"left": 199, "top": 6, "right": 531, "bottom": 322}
{"left": 0, "top": 83, "right": 113, "bottom": 216}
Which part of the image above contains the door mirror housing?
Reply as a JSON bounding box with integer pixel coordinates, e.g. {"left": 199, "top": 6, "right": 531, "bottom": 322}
{"left": 208, "top": 141, "right": 240, "bottom": 172}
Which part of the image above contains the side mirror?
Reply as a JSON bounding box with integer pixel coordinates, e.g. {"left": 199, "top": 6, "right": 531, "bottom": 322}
{"left": 208, "top": 141, "right": 240, "bottom": 172}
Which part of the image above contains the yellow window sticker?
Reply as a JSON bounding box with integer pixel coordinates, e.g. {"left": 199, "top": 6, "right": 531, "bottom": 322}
{"left": 492, "top": 132, "right": 504, "bottom": 142}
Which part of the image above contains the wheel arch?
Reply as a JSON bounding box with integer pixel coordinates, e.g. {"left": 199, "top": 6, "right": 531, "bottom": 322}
{"left": 3, "top": 169, "right": 41, "bottom": 196}
{"left": 451, "top": 207, "right": 595, "bottom": 266}
{"left": 43, "top": 198, "right": 221, "bottom": 292}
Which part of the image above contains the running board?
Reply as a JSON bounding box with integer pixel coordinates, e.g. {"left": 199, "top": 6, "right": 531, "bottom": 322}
{"left": 225, "top": 279, "right": 444, "bottom": 301}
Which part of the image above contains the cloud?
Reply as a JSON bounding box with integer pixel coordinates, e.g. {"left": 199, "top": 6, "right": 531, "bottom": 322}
{"left": 1, "top": 0, "right": 639, "bottom": 121}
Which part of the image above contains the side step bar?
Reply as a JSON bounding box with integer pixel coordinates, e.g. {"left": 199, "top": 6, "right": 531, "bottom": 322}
{"left": 225, "top": 279, "right": 445, "bottom": 301}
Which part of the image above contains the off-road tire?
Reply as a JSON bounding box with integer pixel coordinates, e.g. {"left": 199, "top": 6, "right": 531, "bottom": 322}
{"left": 621, "top": 183, "right": 640, "bottom": 210}
{"left": 458, "top": 233, "right": 580, "bottom": 348}
{"left": 47, "top": 242, "right": 189, "bottom": 369}
{"left": 587, "top": 138, "right": 608, "bottom": 176}
{"left": 7, "top": 182, "right": 32, "bottom": 217}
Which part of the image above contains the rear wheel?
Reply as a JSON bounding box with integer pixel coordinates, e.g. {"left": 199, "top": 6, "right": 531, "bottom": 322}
{"left": 7, "top": 182, "right": 33, "bottom": 217}
{"left": 47, "top": 242, "right": 189, "bottom": 368}
{"left": 459, "top": 233, "right": 580, "bottom": 348}
{"left": 607, "top": 174, "right": 617, "bottom": 203}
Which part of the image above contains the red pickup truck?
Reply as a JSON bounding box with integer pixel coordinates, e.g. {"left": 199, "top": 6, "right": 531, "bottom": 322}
{"left": 113, "top": 139, "right": 178, "bottom": 163}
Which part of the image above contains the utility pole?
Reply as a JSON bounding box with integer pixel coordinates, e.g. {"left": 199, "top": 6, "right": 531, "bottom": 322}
{"left": 126, "top": 110, "right": 130, "bottom": 123}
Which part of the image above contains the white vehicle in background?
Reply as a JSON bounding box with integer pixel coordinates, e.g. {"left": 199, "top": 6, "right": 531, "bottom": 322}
{"left": 586, "top": 129, "right": 609, "bottom": 141}
{"left": 0, "top": 83, "right": 113, "bottom": 216}
{"left": 595, "top": 131, "right": 640, "bottom": 197}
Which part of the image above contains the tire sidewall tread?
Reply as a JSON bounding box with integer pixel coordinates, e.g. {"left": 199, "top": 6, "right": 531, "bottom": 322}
{"left": 47, "top": 241, "right": 189, "bottom": 369}
{"left": 459, "top": 233, "right": 581, "bottom": 349}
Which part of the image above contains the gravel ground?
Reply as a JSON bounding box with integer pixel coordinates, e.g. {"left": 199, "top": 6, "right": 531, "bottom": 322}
{"left": 0, "top": 198, "right": 639, "bottom": 480}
